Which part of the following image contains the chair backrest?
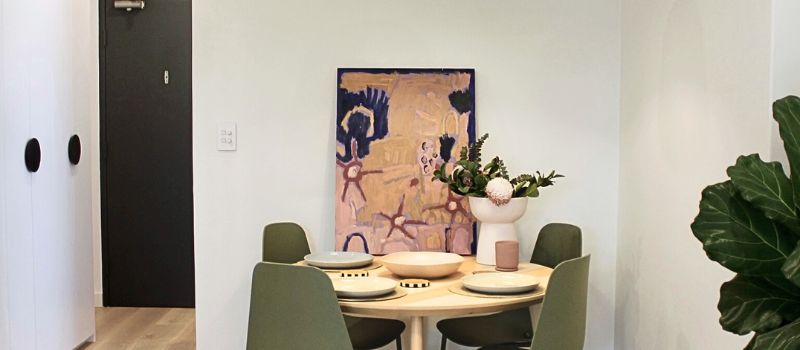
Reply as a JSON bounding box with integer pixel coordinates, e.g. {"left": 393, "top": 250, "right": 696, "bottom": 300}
{"left": 530, "top": 223, "right": 582, "bottom": 268}
{"left": 530, "top": 255, "right": 591, "bottom": 350}
{"left": 262, "top": 222, "right": 311, "bottom": 263}
{"left": 246, "top": 262, "right": 353, "bottom": 350}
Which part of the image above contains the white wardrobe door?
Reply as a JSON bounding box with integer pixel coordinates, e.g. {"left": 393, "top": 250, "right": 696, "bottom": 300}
{"left": 66, "top": 0, "right": 96, "bottom": 343}
{"left": 28, "top": 0, "right": 94, "bottom": 347}
{"left": 0, "top": 0, "right": 37, "bottom": 348}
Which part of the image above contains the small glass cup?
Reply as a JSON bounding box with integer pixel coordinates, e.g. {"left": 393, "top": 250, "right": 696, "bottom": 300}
{"left": 495, "top": 240, "right": 519, "bottom": 272}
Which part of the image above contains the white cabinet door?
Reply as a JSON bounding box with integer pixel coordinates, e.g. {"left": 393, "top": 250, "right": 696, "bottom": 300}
{"left": 27, "top": 0, "right": 95, "bottom": 347}
{"left": 1, "top": 0, "right": 95, "bottom": 347}
{"left": 0, "top": 0, "right": 37, "bottom": 348}
{"left": 66, "top": 0, "right": 97, "bottom": 343}
{"left": 28, "top": 1, "right": 68, "bottom": 347}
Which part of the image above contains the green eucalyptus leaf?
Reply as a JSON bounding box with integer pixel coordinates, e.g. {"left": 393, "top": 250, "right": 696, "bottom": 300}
{"left": 751, "top": 319, "right": 800, "bottom": 350}
{"left": 774, "top": 96, "right": 800, "bottom": 215}
{"left": 474, "top": 174, "right": 488, "bottom": 189}
{"left": 728, "top": 154, "right": 800, "bottom": 233}
{"left": 691, "top": 181, "right": 797, "bottom": 276}
{"left": 483, "top": 159, "right": 495, "bottom": 171}
{"left": 525, "top": 184, "right": 540, "bottom": 198}
{"left": 718, "top": 275, "right": 800, "bottom": 334}
{"left": 782, "top": 242, "right": 800, "bottom": 287}
{"left": 513, "top": 183, "right": 526, "bottom": 197}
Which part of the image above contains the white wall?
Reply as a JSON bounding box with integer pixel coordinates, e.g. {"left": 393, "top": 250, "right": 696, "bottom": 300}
{"left": 193, "top": 1, "right": 620, "bottom": 349}
{"left": 770, "top": 0, "right": 800, "bottom": 101}
{"left": 0, "top": 1, "right": 7, "bottom": 346}
{"left": 616, "top": 1, "right": 773, "bottom": 349}
{"left": 769, "top": 0, "right": 800, "bottom": 164}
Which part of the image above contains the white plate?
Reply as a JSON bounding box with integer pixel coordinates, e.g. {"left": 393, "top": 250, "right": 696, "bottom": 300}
{"left": 381, "top": 252, "right": 464, "bottom": 279}
{"left": 304, "top": 252, "right": 373, "bottom": 269}
{"left": 462, "top": 273, "right": 539, "bottom": 294}
{"left": 332, "top": 277, "right": 397, "bottom": 298}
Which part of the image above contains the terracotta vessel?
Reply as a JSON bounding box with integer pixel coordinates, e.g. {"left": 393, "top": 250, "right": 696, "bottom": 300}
{"left": 495, "top": 240, "right": 519, "bottom": 272}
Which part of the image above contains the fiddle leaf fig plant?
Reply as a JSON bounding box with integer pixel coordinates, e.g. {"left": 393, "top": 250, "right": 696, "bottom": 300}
{"left": 691, "top": 96, "right": 800, "bottom": 349}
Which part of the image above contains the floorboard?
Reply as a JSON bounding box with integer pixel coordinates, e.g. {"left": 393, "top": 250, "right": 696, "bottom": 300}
{"left": 79, "top": 307, "right": 196, "bottom": 350}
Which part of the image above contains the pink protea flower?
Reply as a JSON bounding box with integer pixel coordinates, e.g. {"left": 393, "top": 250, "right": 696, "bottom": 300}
{"left": 486, "top": 177, "right": 513, "bottom": 206}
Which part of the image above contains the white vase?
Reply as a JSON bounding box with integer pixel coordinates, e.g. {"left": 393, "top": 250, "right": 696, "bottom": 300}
{"left": 468, "top": 197, "right": 528, "bottom": 265}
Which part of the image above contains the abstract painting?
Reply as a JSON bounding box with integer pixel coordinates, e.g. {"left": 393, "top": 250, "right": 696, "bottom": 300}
{"left": 335, "top": 68, "right": 476, "bottom": 255}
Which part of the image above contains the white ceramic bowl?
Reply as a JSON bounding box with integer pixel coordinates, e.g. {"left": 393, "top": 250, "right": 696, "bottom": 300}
{"left": 468, "top": 197, "right": 528, "bottom": 223}
{"left": 381, "top": 252, "right": 464, "bottom": 279}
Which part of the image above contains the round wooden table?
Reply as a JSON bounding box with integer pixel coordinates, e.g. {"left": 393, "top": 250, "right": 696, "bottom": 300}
{"left": 331, "top": 256, "right": 553, "bottom": 350}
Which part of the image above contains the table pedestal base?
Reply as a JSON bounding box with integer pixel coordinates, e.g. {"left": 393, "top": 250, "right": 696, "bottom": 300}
{"left": 409, "top": 316, "right": 424, "bottom": 350}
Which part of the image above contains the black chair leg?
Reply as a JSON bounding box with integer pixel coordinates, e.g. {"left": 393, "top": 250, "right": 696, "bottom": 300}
{"left": 395, "top": 336, "right": 402, "bottom": 350}
{"left": 440, "top": 335, "right": 447, "bottom": 350}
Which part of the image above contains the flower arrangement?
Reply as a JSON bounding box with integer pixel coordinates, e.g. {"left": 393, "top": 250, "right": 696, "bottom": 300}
{"left": 431, "top": 133, "right": 563, "bottom": 206}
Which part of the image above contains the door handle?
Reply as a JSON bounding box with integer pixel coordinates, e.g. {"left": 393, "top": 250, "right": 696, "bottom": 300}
{"left": 68, "top": 135, "right": 81, "bottom": 165}
{"left": 114, "top": 0, "right": 145, "bottom": 11}
{"left": 25, "top": 138, "right": 41, "bottom": 173}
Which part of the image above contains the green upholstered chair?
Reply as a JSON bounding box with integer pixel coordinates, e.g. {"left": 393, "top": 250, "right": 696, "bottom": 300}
{"left": 437, "top": 223, "right": 582, "bottom": 349}
{"left": 247, "top": 262, "right": 353, "bottom": 350}
{"left": 262, "top": 222, "right": 311, "bottom": 263}
{"left": 262, "top": 222, "right": 405, "bottom": 350}
{"left": 478, "top": 255, "right": 591, "bottom": 350}
{"left": 530, "top": 223, "right": 583, "bottom": 270}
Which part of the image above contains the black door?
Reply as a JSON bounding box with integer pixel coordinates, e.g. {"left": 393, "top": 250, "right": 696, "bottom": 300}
{"left": 100, "top": 0, "right": 194, "bottom": 307}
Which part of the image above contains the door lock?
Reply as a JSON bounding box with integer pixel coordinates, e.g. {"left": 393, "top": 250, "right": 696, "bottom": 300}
{"left": 164, "top": 70, "right": 169, "bottom": 85}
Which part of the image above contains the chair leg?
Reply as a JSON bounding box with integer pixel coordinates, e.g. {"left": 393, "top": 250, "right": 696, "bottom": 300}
{"left": 440, "top": 335, "right": 447, "bottom": 350}
{"left": 396, "top": 336, "right": 402, "bottom": 350}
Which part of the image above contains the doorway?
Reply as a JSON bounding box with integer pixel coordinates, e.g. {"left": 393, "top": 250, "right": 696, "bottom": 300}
{"left": 99, "top": 0, "right": 194, "bottom": 307}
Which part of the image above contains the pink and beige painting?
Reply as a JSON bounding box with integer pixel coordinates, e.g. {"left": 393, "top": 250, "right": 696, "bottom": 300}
{"left": 335, "top": 68, "right": 476, "bottom": 255}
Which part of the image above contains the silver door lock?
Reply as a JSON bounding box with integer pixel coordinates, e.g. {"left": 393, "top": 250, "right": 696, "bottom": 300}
{"left": 164, "top": 70, "right": 169, "bottom": 85}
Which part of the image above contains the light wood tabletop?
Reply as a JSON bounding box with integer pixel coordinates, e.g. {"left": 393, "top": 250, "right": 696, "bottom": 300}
{"left": 326, "top": 256, "right": 553, "bottom": 350}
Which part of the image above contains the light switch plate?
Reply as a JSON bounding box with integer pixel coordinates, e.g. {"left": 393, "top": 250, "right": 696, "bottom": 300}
{"left": 216, "top": 121, "right": 237, "bottom": 151}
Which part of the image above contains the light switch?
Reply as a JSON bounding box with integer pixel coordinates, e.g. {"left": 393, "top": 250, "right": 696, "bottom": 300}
{"left": 217, "top": 121, "right": 237, "bottom": 151}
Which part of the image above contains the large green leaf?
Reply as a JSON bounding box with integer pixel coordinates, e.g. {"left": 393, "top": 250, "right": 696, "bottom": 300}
{"left": 774, "top": 96, "right": 800, "bottom": 217}
{"left": 691, "top": 181, "right": 797, "bottom": 276}
{"left": 718, "top": 275, "right": 800, "bottom": 334}
{"left": 751, "top": 319, "right": 800, "bottom": 350}
{"left": 728, "top": 154, "right": 800, "bottom": 233}
{"left": 782, "top": 242, "right": 800, "bottom": 287}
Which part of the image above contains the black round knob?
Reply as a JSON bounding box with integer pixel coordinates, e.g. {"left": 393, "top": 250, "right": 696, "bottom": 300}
{"left": 68, "top": 135, "right": 81, "bottom": 165}
{"left": 25, "top": 138, "right": 41, "bottom": 173}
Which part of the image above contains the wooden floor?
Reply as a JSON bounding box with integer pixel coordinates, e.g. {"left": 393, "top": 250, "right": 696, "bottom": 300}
{"left": 79, "top": 307, "right": 195, "bottom": 350}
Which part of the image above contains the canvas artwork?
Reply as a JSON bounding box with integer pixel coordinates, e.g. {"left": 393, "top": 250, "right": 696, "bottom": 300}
{"left": 335, "top": 68, "right": 476, "bottom": 255}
